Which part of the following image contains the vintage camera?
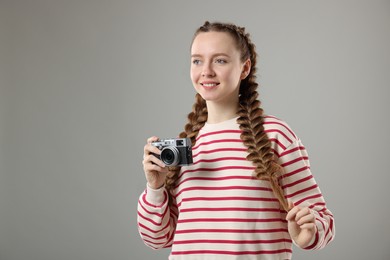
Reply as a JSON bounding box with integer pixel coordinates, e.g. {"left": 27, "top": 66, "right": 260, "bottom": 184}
{"left": 151, "top": 138, "right": 193, "bottom": 166}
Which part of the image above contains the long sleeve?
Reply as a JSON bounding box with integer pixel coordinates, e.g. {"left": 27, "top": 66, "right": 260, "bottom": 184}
{"left": 137, "top": 184, "right": 178, "bottom": 249}
{"left": 278, "top": 138, "right": 335, "bottom": 250}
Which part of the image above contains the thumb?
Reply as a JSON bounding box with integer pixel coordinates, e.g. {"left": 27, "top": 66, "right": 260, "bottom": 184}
{"left": 288, "top": 201, "right": 295, "bottom": 211}
{"left": 286, "top": 201, "right": 298, "bottom": 221}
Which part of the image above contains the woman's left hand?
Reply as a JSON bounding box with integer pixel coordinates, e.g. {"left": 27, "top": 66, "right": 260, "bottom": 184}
{"left": 286, "top": 203, "right": 317, "bottom": 248}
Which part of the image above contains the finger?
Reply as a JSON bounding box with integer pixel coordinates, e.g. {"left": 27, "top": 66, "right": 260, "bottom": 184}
{"left": 296, "top": 213, "right": 316, "bottom": 226}
{"left": 147, "top": 136, "right": 159, "bottom": 144}
{"left": 143, "top": 153, "right": 163, "bottom": 167}
{"left": 286, "top": 206, "right": 300, "bottom": 221}
{"left": 144, "top": 164, "right": 165, "bottom": 173}
{"left": 144, "top": 144, "right": 162, "bottom": 157}
{"left": 144, "top": 136, "right": 160, "bottom": 154}
{"left": 144, "top": 154, "right": 165, "bottom": 168}
{"left": 295, "top": 207, "right": 312, "bottom": 221}
{"left": 288, "top": 201, "right": 295, "bottom": 210}
{"left": 298, "top": 222, "right": 317, "bottom": 231}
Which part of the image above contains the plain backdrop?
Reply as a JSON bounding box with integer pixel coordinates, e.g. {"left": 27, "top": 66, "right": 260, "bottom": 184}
{"left": 1, "top": 0, "right": 389, "bottom": 259}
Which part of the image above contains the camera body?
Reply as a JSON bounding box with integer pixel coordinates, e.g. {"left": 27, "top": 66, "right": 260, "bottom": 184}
{"left": 151, "top": 138, "right": 193, "bottom": 166}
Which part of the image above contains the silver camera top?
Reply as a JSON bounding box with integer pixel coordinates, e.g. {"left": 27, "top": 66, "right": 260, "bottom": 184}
{"left": 152, "top": 138, "right": 191, "bottom": 148}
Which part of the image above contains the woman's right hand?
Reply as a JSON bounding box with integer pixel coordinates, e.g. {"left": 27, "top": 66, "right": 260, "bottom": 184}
{"left": 142, "top": 136, "right": 169, "bottom": 189}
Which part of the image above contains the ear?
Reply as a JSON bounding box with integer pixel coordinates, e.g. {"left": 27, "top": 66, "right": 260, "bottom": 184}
{"left": 240, "top": 58, "right": 251, "bottom": 80}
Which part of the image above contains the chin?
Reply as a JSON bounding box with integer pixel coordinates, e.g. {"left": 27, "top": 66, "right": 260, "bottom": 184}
{"left": 196, "top": 88, "right": 218, "bottom": 98}
{"left": 197, "top": 92, "right": 218, "bottom": 101}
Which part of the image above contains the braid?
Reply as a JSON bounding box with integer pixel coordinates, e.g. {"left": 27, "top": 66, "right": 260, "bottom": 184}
{"left": 237, "top": 85, "right": 289, "bottom": 211}
{"left": 234, "top": 25, "right": 289, "bottom": 211}
{"left": 165, "top": 93, "right": 207, "bottom": 204}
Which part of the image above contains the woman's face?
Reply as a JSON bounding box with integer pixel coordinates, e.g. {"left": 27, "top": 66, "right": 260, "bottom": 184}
{"left": 190, "top": 31, "right": 250, "bottom": 105}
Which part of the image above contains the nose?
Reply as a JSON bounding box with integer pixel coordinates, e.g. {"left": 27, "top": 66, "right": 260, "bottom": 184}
{"left": 201, "top": 62, "right": 215, "bottom": 77}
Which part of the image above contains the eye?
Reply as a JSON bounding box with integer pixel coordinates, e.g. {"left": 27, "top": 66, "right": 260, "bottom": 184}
{"left": 192, "top": 59, "right": 201, "bottom": 65}
{"left": 215, "top": 58, "right": 227, "bottom": 64}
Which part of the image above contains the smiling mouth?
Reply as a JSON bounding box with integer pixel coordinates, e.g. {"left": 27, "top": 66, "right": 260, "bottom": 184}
{"left": 201, "top": 83, "right": 219, "bottom": 88}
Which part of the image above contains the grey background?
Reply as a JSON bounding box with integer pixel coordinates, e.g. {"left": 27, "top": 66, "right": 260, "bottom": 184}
{"left": 1, "top": 0, "right": 389, "bottom": 259}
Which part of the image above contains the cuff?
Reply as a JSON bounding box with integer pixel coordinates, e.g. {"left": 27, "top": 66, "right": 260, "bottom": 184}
{"left": 145, "top": 183, "right": 166, "bottom": 206}
{"left": 303, "top": 219, "right": 320, "bottom": 250}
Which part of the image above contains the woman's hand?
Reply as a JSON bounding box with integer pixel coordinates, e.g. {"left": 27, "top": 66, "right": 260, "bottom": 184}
{"left": 286, "top": 202, "right": 317, "bottom": 248}
{"left": 142, "top": 136, "right": 169, "bottom": 189}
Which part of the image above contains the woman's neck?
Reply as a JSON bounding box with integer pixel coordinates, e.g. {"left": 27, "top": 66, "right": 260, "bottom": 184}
{"left": 206, "top": 100, "right": 239, "bottom": 124}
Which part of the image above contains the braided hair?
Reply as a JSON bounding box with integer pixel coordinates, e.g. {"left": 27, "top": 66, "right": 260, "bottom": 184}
{"left": 165, "top": 21, "right": 289, "bottom": 211}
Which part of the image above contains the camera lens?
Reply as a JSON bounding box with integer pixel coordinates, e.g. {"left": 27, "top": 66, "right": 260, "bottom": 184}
{"left": 160, "top": 146, "right": 180, "bottom": 166}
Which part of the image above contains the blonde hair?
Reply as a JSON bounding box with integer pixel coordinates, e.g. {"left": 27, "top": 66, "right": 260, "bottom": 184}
{"left": 165, "top": 21, "right": 289, "bottom": 211}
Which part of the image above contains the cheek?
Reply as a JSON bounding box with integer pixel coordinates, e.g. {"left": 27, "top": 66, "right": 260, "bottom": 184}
{"left": 190, "top": 67, "right": 199, "bottom": 83}
{"left": 223, "top": 68, "right": 241, "bottom": 84}
{"left": 227, "top": 69, "right": 241, "bottom": 83}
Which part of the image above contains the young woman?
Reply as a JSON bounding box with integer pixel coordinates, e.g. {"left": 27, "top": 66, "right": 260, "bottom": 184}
{"left": 138, "top": 21, "right": 335, "bottom": 259}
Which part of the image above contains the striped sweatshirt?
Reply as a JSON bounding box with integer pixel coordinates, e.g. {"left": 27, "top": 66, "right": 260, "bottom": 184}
{"left": 137, "top": 116, "right": 335, "bottom": 260}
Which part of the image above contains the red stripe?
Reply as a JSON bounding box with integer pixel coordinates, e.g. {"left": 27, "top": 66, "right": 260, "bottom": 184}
{"left": 176, "top": 176, "right": 255, "bottom": 189}
{"left": 285, "top": 184, "right": 318, "bottom": 198}
{"left": 325, "top": 217, "right": 334, "bottom": 243}
{"left": 282, "top": 166, "right": 310, "bottom": 179}
{"left": 165, "top": 227, "right": 176, "bottom": 248}
{"left": 193, "top": 139, "right": 243, "bottom": 150}
{"left": 137, "top": 212, "right": 164, "bottom": 226}
{"left": 174, "top": 238, "right": 292, "bottom": 245}
{"left": 193, "top": 148, "right": 247, "bottom": 158}
{"left": 138, "top": 221, "right": 170, "bottom": 234}
{"left": 316, "top": 217, "right": 326, "bottom": 231}
{"left": 193, "top": 157, "right": 247, "bottom": 165}
{"left": 179, "top": 166, "right": 255, "bottom": 178}
{"left": 317, "top": 207, "right": 333, "bottom": 217}
{"left": 271, "top": 148, "right": 280, "bottom": 158}
{"left": 142, "top": 191, "right": 167, "bottom": 208}
{"left": 304, "top": 232, "right": 319, "bottom": 250}
{"left": 264, "top": 115, "right": 281, "bottom": 120}
{"left": 196, "top": 130, "right": 242, "bottom": 141}
{"left": 142, "top": 238, "right": 166, "bottom": 246}
{"left": 175, "top": 228, "right": 288, "bottom": 234}
{"left": 180, "top": 207, "right": 281, "bottom": 213}
{"left": 264, "top": 129, "right": 293, "bottom": 143}
{"left": 282, "top": 175, "right": 314, "bottom": 189}
{"left": 280, "top": 146, "right": 306, "bottom": 157}
{"left": 139, "top": 231, "right": 169, "bottom": 242}
{"left": 309, "top": 202, "right": 326, "bottom": 209}
{"left": 175, "top": 185, "right": 273, "bottom": 198}
{"left": 181, "top": 196, "right": 278, "bottom": 203}
{"left": 269, "top": 138, "right": 286, "bottom": 150}
{"left": 281, "top": 156, "right": 309, "bottom": 167}
{"left": 177, "top": 218, "right": 287, "bottom": 224}
{"left": 138, "top": 200, "right": 167, "bottom": 218}
{"left": 295, "top": 193, "right": 323, "bottom": 205}
{"left": 171, "top": 249, "right": 292, "bottom": 255}
{"left": 263, "top": 117, "right": 296, "bottom": 138}
{"left": 329, "top": 217, "right": 335, "bottom": 233}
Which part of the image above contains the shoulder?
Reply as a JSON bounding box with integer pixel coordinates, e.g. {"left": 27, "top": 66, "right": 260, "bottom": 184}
{"left": 263, "top": 115, "right": 299, "bottom": 151}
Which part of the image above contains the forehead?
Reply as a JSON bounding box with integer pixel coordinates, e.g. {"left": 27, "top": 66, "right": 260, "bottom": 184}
{"left": 191, "top": 31, "right": 239, "bottom": 55}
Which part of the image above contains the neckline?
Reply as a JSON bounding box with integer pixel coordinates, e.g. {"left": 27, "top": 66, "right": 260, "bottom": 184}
{"left": 205, "top": 116, "right": 238, "bottom": 125}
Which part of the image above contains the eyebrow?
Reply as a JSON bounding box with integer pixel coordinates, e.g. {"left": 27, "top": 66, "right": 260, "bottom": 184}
{"left": 191, "top": 53, "right": 230, "bottom": 58}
